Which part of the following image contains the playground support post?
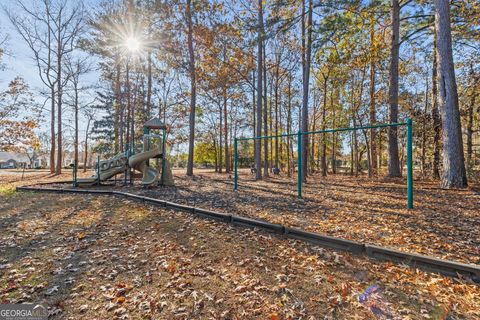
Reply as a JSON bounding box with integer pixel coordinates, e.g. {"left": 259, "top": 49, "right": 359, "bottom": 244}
{"left": 234, "top": 138, "right": 238, "bottom": 190}
{"left": 407, "top": 118, "right": 413, "bottom": 209}
{"left": 161, "top": 127, "right": 166, "bottom": 185}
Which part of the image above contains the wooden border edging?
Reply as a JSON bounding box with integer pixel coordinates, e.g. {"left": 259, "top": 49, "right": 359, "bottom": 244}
{"left": 285, "top": 227, "right": 364, "bottom": 254}
{"left": 14, "top": 185, "right": 480, "bottom": 281}
{"left": 194, "top": 208, "right": 232, "bottom": 223}
{"left": 143, "top": 196, "right": 167, "bottom": 207}
{"left": 365, "top": 245, "right": 479, "bottom": 278}
{"left": 232, "top": 215, "right": 285, "bottom": 234}
{"left": 165, "top": 201, "right": 195, "bottom": 213}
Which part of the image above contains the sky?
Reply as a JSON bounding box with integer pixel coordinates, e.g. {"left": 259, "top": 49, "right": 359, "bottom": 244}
{"left": 0, "top": 0, "right": 105, "bottom": 89}
{"left": 0, "top": 0, "right": 102, "bottom": 145}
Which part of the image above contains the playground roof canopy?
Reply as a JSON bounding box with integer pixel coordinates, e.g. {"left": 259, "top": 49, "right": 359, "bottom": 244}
{"left": 144, "top": 117, "right": 166, "bottom": 130}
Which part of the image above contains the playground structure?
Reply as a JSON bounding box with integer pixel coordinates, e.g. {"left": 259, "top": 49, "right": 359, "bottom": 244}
{"left": 233, "top": 119, "right": 414, "bottom": 209}
{"left": 74, "top": 118, "right": 174, "bottom": 187}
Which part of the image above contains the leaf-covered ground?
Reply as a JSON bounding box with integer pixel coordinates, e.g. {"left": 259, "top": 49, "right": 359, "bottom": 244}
{"left": 1, "top": 188, "right": 479, "bottom": 319}
{"left": 0, "top": 169, "right": 86, "bottom": 196}
{"left": 66, "top": 169, "right": 479, "bottom": 266}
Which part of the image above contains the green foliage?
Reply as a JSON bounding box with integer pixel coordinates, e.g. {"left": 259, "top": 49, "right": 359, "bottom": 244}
{"left": 194, "top": 142, "right": 216, "bottom": 166}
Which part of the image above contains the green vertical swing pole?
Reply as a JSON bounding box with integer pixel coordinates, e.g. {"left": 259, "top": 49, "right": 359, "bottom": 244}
{"left": 406, "top": 118, "right": 413, "bottom": 209}
{"left": 297, "top": 130, "right": 302, "bottom": 199}
{"left": 161, "top": 127, "right": 166, "bottom": 185}
{"left": 234, "top": 138, "right": 238, "bottom": 190}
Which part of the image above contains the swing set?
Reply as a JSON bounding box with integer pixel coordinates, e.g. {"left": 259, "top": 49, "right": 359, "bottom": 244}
{"left": 233, "top": 119, "right": 414, "bottom": 209}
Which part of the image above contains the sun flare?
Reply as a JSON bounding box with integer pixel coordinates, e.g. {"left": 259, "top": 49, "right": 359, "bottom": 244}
{"left": 125, "top": 36, "right": 141, "bottom": 53}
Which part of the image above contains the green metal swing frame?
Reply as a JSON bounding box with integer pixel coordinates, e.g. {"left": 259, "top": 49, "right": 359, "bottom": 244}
{"left": 233, "top": 118, "right": 414, "bottom": 209}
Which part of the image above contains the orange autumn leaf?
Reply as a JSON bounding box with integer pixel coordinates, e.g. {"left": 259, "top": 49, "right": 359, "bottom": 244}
{"left": 270, "top": 313, "right": 280, "bottom": 320}
{"left": 167, "top": 263, "right": 176, "bottom": 273}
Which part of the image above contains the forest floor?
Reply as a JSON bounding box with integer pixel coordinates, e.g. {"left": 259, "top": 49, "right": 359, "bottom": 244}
{"left": 44, "top": 168, "right": 479, "bottom": 266}
{"left": 0, "top": 171, "right": 479, "bottom": 319}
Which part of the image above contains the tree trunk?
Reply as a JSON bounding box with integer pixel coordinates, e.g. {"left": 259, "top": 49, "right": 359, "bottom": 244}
{"left": 301, "top": 0, "right": 313, "bottom": 182}
{"left": 421, "top": 71, "right": 429, "bottom": 176}
{"left": 369, "top": 15, "right": 377, "bottom": 175}
{"left": 466, "top": 64, "right": 478, "bottom": 173}
{"left": 74, "top": 82, "right": 79, "bottom": 168}
{"left": 126, "top": 62, "right": 131, "bottom": 151}
{"left": 213, "top": 137, "right": 218, "bottom": 172}
{"left": 350, "top": 131, "right": 354, "bottom": 175}
{"left": 255, "top": 0, "right": 263, "bottom": 180}
{"left": 310, "top": 89, "right": 316, "bottom": 172}
{"left": 219, "top": 103, "right": 223, "bottom": 173}
{"left": 146, "top": 52, "right": 152, "bottom": 119}
{"left": 263, "top": 44, "right": 269, "bottom": 177}
{"left": 114, "top": 61, "right": 121, "bottom": 153}
{"left": 252, "top": 70, "right": 256, "bottom": 154}
{"left": 83, "top": 117, "right": 91, "bottom": 173}
{"left": 224, "top": 86, "right": 229, "bottom": 173}
{"left": 331, "top": 90, "right": 337, "bottom": 174}
{"left": 369, "top": 51, "right": 377, "bottom": 175}
{"left": 432, "top": 30, "right": 441, "bottom": 180}
{"left": 269, "top": 83, "right": 273, "bottom": 171}
{"left": 50, "top": 88, "right": 55, "bottom": 174}
{"left": 119, "top": 82, "right": 124, "bottom": 152}
{"left": 353, "top": 116, "right": 359, "bottom": 176}
{"left": 287, "top": 75, "right": 292, "bottom": 177}
{"left": 387, "top": 0, "right": 401, "bottom": 177}
{"left": 321, "top": 75, "right": 328, "bottom": 176}
{"left": 435, "top": 0, "right": 467, "bottom": 188}
{"left": 56, "top": 30, "right": 63, "bottom": 175}
{"left": 131, "top": 75, "right": 137, "bottom": 149}
{"left": 186, "top": 0, "right": 196, "bottom": 176}
{"left": 378, "top": 131, "right": 383, "bottom": 169}
{"left": 274, "top": 63, "right": 279, "bottom": 169}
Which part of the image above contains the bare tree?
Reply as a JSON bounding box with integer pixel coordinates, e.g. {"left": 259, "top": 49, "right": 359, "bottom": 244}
{"left": 6, "top": 0, "right": 84, "bottom": 174}
{"left": 186, "top": 0, "right": 197, "bottom": 176}
{"left": 52, "top": 0, "right": 84, "bottom": 174}
{"left": 0, "top": 33, "right": 8, "bottom": 70}
{"left": 434, "top": 0, "right": 467, "bottom": 188}
{"left": 65, "top": 55, "right": 93, "bottom": 169}
{"left": 6, "top": 0, "right": 57, "bottom": 173}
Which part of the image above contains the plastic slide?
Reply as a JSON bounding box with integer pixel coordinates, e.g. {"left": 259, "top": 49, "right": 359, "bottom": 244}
{"left": 76, "top": 153, "right": 128, "bottom": 186}
{"left": 128, "top": 148, "right": 162, "bottom": 185}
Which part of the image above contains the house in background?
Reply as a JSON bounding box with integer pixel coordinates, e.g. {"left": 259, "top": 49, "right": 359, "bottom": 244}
{"left": 0, "top": 151, "right": 48, "bottom": 169}
{"left": 0, "top": 152, "right": 30, "bottom": 169}
{"left": 33, "top": 155, "right": 48, "bottom": 168}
